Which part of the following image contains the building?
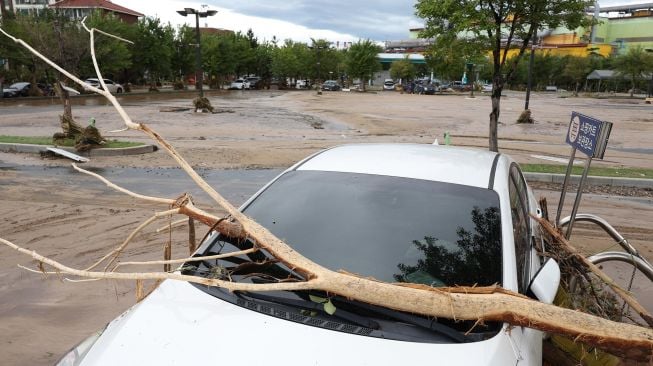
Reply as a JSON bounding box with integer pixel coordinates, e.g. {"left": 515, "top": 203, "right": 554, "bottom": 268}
{"left": 49, "top": 0, "right": 143, "bottom": 24}
{"left": 405, "top": 2, "right": 653, "bottom": 59}
{"left": 1, "top": 0, "right": 143, "bottom": 23}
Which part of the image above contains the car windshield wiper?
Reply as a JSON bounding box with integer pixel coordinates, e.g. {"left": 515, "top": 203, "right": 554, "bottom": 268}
{"left": 329, "top": 295, "right": 472, "bottom": 343}
{"left": 236, "top": 291, "right": 380, "bottom": 330}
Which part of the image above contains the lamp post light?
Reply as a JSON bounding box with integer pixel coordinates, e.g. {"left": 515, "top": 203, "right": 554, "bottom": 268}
{"left": 177, "top": 7, "right": 218, "bottom": 99}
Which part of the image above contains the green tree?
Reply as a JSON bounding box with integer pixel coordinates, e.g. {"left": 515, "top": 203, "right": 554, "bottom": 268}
{"left": 416, "top": 0, "right": 593, "bottom": 151}
{"left": 271, "top": 40, "right": 310, "bottom": 88}
{"left": 424, "top": 36, "right": 486, "bottom": 83}
{"left": 84, "top": 12, "right": 133, "bottom": 81}
{"left": 389, "top": 56, "right": 416, "bottom": 83}
{"left": 345, "top": 39, "right": 382, "bottom": 91}
{"left": 171, "top": 25, "right": 196, "bottom": 86}
{"left": 612, "top": 46, "right": 653, "bottom": 97}
{"left": 131, "top": 17, "right": 174, "bottom": 89}
{"left": 563, "top": 56, "right": 590, "bottom": 96}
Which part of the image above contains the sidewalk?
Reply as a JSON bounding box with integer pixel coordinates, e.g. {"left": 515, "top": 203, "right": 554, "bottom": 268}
{"left": 0, "top": 142, "right": 157, "bottom": 157}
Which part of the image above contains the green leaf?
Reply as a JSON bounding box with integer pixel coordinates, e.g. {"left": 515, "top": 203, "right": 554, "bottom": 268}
{"left": 323, "top": 299, "right": 337, "bottom": 315}
{"left": 309, "top": 295, "right": 337, "bottom": 315}
{"left": 309, "top": 294, "right": 327, "bottom": 303}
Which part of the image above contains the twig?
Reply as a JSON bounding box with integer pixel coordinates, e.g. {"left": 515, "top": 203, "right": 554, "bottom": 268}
{"left": 114, "top": 248, "right": 259, "bottom": 268}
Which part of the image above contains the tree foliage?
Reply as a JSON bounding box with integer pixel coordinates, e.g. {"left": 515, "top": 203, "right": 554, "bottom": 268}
{"left": 345, "top": 39, "right": 382, "bottom": 91}
{"left": 416, "top": 0, "right": 594, "bottom": 151}
{"left": 612, "top": 46, "right": 653, "bottom": 97}
{"left": 389, "top": 56, "right": 416, "bottom": 82}
{"left": 131, "top": 17, "right": 175, "bottom": 87}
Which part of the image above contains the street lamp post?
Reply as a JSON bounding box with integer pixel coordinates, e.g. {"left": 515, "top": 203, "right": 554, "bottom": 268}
{"left": 525, "top": 40, "right": 537, "bottom": 110}
{"left": 177, "top": 7, "right": 217, "bottom": 99}
{"left": 646, "top": 48, "right": 653, "bottom": 99}
{"left": 310, "top": 44, "right": 326, "bottom": 95}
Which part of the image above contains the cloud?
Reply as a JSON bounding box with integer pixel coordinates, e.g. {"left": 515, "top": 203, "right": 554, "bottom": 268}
{"left": 112, "top": 0, "right": 420, "bottom": 42}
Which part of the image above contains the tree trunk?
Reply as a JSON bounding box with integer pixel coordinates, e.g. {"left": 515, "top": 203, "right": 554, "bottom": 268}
{"left": 0, "top": 0, "right": 7, "bottom": 18}
{"left": 489, "top": 83, "right": 501, "bottom": 152}
{"left": 56, "top": 81, "right": 73, "bottom": 120}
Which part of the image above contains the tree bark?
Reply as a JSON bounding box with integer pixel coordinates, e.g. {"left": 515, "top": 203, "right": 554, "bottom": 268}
{"left": 489, "top": 82, "right": 501, "bottom": 152}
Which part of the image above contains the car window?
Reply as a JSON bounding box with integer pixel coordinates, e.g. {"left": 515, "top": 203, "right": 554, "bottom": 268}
{"left": 242, "top": 170, "right": 503, "bottom": 287}
{"left": 508, "top": 165, "right": 531, "bottom": 293}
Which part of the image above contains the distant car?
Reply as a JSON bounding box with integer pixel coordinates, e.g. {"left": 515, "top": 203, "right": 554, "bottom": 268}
{"left": 482, "top": 84, "right": 493, "bottom": 93}
{"left": 1, "top": 86, "right": 17, "bottom": 98}
{"left": 56, "top": 143, "right": 559, "bottom": 366}
{"left": 321, "top": 80, "right": 341, "bottom": 91}
{"left": 84, "top": 78, "right": 124, "bottom": 93}
{"left": 4, "top": 82, "right": 31, "bottom": 97}
{"left": 229, "top": 79, "right": 249, "bottom": 90}
{"left": 296, "top": 79, "right": 310, "bottom": 89}
{"left": 414, "top": 83, "right": 437, "bottom": 95}
{"left": 383, "top": 79, "right": 395, "bottom": 91}
{"left": 246, "top": 77, "right": 261, "bottom": 89}
{"left": 2, "top": 82, "right": 53, "bottom": 97}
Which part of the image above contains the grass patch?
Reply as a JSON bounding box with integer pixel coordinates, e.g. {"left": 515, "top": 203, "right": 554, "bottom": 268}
{"left": 522, "top": 163, "right": 653, "bottom": 179}
{"left": 0, "top": 135, "right": 144, "bottom": 149}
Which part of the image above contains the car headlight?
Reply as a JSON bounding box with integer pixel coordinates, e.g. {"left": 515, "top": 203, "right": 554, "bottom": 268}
{"left": 55, "top": 328, "right": 104, "bottom": 366}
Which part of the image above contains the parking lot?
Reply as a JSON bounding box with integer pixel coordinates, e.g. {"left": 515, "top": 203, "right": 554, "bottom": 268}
{"left": 0, "top": 89, "right": 652, "bottom": 364}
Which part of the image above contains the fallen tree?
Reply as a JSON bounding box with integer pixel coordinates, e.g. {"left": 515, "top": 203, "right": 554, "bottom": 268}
{"left": 1, "top": 23, "right": 652, "bottom": 362}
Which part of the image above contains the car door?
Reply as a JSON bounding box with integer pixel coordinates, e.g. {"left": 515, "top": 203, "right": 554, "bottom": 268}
{"left": 507, "top": 164, "right": 543, "bottom": 365}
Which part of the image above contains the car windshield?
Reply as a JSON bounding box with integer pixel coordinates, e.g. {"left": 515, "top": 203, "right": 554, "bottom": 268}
{"left": 241, "top": 170, "right": 502, "bottom": 286}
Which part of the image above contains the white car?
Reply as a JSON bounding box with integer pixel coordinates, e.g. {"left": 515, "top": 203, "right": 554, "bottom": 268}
{"left": 56, "top": 144, "right": 559, "bottom": 366}
{"left": 229, "top": 78, "right": 250, "bottom": 90}
{"left": 383, "top": 79, "right": 395, "bottom": 90}
{"left": 84, "top": 78, "right": 124, "bottom": 93}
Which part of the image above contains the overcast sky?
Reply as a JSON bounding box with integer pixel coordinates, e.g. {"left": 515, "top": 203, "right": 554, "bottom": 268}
{"left": 112, "top": 0, "right": 648, "bottom": 44}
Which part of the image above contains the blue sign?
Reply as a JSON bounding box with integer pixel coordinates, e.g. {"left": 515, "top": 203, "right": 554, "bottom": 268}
{"left": 565, "top": 112, "right": 612, "bottom": 159}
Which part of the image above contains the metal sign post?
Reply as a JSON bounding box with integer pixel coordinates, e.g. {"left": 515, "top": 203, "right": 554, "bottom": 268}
{"left": 555, "top": 112, "right": 613, "bottom": 239}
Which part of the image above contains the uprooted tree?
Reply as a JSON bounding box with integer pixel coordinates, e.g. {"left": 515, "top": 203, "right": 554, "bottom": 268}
{"left": 1, "top": 24, "right": 652, "bottom": 362}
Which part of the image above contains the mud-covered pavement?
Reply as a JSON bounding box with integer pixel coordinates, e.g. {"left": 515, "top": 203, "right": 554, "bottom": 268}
{"left": 1, "top": 90, "right": 652, "bottom": 365}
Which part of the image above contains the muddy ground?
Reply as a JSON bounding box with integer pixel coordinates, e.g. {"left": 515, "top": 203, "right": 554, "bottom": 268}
{"left": 1, "top": 90, "right": 652, "bottom": 365}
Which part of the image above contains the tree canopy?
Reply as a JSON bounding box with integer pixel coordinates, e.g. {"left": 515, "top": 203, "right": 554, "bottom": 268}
{"left": 345, "top": 39, "right": 382, "bottom": 91}
{"left": 612, "top": 46, "right": 653, "bottom": 97}
{"left": 415, "top": 0, "right": 594, "bottom": 151}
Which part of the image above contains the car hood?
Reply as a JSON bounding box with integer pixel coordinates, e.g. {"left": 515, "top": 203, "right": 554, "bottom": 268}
{"left": 81, "top": 280, "right": 520, "bottom": 365}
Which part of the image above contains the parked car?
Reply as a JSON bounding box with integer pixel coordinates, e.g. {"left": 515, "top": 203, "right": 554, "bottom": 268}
{"left": 84, "top": 78, "right": 124, "bottom": 93}
{"left": 295, "top": 79, "right": 310, "bottom": 89}
{"left": 383, "top": 79, "right": 395, "bottom": 90}
{"left": 1, "top": 84, "right": 19, "bottom": 98}
{"left": 414, "top": 82, "right": 437, "bottom": 95}
{"left": 321, "top": 80, "right": 341, "bottom": 91}
{"left": 247, "top": 77, "right": 261, "bottom": 89}
{"left": 2, "top": 82, "right": 54, "bottom": 97}
{"left": 482, "top": 84, "right": 493, "bottom": 93}
{"left": 229, "top": 78, "right": 250, "bottom": 90}
{"left": 56, "top": 144, "right": 558, "bottom": 366}
{"left": 3, "top": 82, "right": 32, "bottom": 97}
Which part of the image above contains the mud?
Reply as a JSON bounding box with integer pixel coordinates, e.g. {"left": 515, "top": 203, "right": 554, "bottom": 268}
{"left": 1, "top": 90, "right": 652, "bottom": 365}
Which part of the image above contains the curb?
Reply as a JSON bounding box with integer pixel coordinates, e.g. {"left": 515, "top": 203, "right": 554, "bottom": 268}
{"left": 524, "top": 172, "right": 653, "bottom": 189}
{"left": 1, "top": 142, "right": 651, "bottom": 188}
{"left": 0, "top": 142, "right": 157, "bottom": 157}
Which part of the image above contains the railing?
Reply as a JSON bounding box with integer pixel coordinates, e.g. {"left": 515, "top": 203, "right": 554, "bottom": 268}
{"left": 558, "top": 213, "right": 653, "bottom": 281}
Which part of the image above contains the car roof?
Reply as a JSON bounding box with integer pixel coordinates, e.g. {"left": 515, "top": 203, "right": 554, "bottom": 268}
{"left": 296, "top": 143, "right": 500, "bottom": 189}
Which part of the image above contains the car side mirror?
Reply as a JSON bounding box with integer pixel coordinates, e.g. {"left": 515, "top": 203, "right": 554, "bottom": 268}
{"left": 527, "top": 258, "right": 560, "bottom": 304}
